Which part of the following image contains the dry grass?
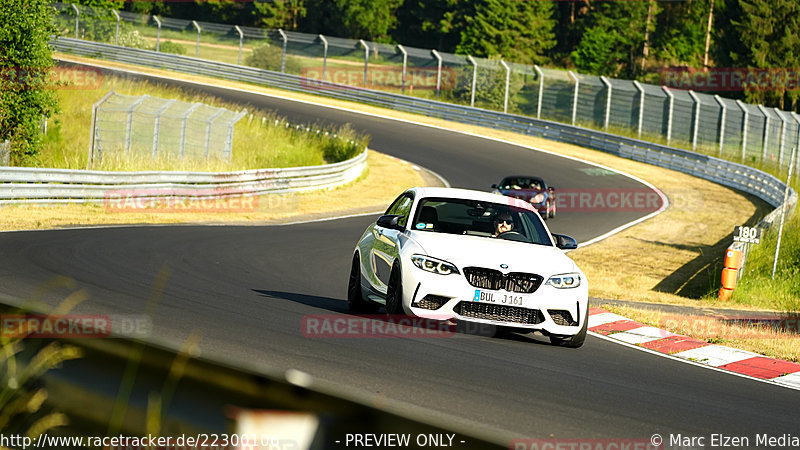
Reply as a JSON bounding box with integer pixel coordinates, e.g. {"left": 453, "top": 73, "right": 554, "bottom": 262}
{"left": 49, "top": 55, "right": 780, "bottom": 313}
{"left": 604, "top": 305, "right": 800, "bottom": 363}
{"left": 0, "top": 151, "right": 425, "bottom": 230}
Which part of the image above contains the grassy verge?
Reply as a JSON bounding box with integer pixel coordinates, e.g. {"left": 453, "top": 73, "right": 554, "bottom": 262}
{"left": 41, "top": 74, "right": 367, "bottom": 171}
{"left": 603, "top": 304, "right": 800, "bottom": 362}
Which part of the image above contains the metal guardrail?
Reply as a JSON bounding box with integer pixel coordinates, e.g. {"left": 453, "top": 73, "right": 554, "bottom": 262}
{"left": 52, "top": 38, "right": 796, "bottom": 213}
{"left": 0, "top": 148, "right": 367, "bottom": 203}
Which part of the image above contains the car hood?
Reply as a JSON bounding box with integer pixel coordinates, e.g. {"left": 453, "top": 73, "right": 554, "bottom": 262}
{"left": 408, "top": 231, "right": 578, "bottom": 277}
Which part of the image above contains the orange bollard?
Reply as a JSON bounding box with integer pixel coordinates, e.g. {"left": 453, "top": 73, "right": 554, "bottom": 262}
{"left": 724, "top": 249, "right": 744, "bottom": 270}
{"left": 719, "top": 287, "right": 733, "bottom": 301}
{"left": 720, "top": 267, "right": 738, "bottom": 290}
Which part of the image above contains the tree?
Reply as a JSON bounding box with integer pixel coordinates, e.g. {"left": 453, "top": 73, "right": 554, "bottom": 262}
{"left": 394, "top": 0, "right": 469, "bottom": 51}
{"left": 253, "top": 0, "right": 306, "bottom": 30}
{"left": 570, "top": 1, "right": 653, "bottom": 79}
{"left": 0, "top": 0, "right": 59, "bottom": 165}
{"left": 303, "top": 0, "right": 403, "bottom": 42}
{"left": 456, "top": 0, "right": 555, "bottom": 65}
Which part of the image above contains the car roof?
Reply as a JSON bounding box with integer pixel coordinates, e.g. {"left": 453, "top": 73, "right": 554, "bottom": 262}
{"left": 407, "top": 187, "right": 537, "bottom": 212}
{"left": 500, "top": 175, "right": 546, "bottom": 183}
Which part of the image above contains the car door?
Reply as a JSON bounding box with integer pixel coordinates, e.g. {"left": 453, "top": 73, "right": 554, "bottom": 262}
{"left": 367, "top": 193, "right": 413, "bottom": 296}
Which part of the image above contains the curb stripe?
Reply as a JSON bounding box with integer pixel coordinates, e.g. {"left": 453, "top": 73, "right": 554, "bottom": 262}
{"left": 588, "top": 308, "right": 799, "bottom": 390}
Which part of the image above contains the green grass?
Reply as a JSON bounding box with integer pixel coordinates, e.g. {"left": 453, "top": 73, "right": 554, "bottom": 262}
{"left": 39, "top": 75, "right": 367, "bottom": 171}
{"left": 728, "top": 184, "right": 800, "bottom": 313}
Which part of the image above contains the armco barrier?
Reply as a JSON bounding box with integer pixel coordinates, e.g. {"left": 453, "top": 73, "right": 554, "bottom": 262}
{"left": 52, "top": 38, "right": 795, "bottom": 214}
{"left": 0, "top": 148, "right": 367, "bottom": 203}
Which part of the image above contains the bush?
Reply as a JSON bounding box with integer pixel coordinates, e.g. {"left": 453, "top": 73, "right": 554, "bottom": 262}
{"left": 117, "top": 30, "right": 152, "bottom": 50}
{"left": 159, "top": 41, "right": 186, "bottom": 56}
{"left": 321, "top": 123, "right": 369, "bottom": 162}
{"left": 245, "top": 44, "right": 302, "bottom": 74}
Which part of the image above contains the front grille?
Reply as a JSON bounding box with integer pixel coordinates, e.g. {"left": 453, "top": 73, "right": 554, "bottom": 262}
{"left": 548, "top": 309, "right": 577, "bottom": 326}
{"left": 413, "top": 295, "right": 449, "bottom": 310}
{"left": 463, "top": 267, "right": 543, "bottom": 294}
{"left": 456, "top": 302, "right": 544, "bottom": 325}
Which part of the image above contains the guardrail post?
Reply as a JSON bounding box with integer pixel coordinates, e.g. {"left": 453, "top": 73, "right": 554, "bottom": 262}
{"left": 278, "top": 29, "right": 288, "bottom": 73}
{"left": 192, "top": 21, "right": 201, "bottom": 58}
{"left": 153, "top": 16, "right": 162, "bottom": 52}
{"left": 757, "top": 105, "right": 770, "bottom": 164}
{"left": 633, "top": 81, "right": 645, "bottom": 139}
{"left": 568, "top": 70, "right": 579, "bottom": 126}
{"left": 600, "top": 76, "right": 612, "bottom": 131}
{"left": 124, "top": 95, "right": 147, "bottom": 155}
{"left": 688, "top": 90, "right": 701, "bottom": 151}
{"left": 534, "top": 65, "right": 544, "bottom": 119}
{"left": 152, "top": 99, "right": 175, "bottom": 158}
{"left": 737, "top": 100, "right": 748, "bottom": 162}
{"left": 468, "top": 55, "right": 478, "bottom": 107}
{"left": 398, "top": 45, "right": 408, "bottom": 95}
{"left": 662, "top": 86, "right": 674, "bottom": 145}
{"left": 71, "top": 3, "right": 80, "bottom": 39}
{"left": 205, "top": 109, "right": 226, "bottom": 158}
{"left": 432, "top": 50, "right": 443, "bottom": 99}
{"left": 319, "top": 34, "right": 328, "bottom": 81}
{"left": 111, "top": 10, "right": 120, "bottom": 45}
{"left": 359, "top": 39, "right": 369, "bottom": 87}
{"left": 714, "top": 95, "right": 726, "bottom": 157}
{"left": 88, "top": 90, "right": 115, "bottom": 169}
{"left": 500, "top": 60, "right": 511, "bottom": 113}
{"left": 179, "top": 103, "right": 201, "bottom": 158}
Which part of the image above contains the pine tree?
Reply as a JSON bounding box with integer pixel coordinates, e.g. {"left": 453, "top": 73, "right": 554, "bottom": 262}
{"left": 253, "top": 0, "right": 306, "bottom": 30}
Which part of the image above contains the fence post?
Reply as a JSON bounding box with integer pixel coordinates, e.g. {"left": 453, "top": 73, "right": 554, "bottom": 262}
{"left": 152, "top": 99, "right": 175, "bottom": 158}
{"left": 432, "top": 50, "right": 443, "bottom": 99}
{"left": 600, "top": 76, "right": 612, "bottom": 131}
{"left": 0, "top": 140, "right": 10, "bottom": 166}
{"left": 225, "top": 110, "right": 248, "bottom": 161}
{"left": 633, "top": 81, "right": 645, "bottom": 139}
{"left": 772, "top": 147, "right": 796, "bottom": 279}
{"left": 205, "top": 109, "right": 226, "bottom": 158}
{"left": 568, "top": 70, "right": 579, "bottom": 126}
{"left": 398, "top": 45, "right": 408, "bottom": 95}
{"left": 71, "top": 3, "right": 80, "bottom": 39}
{"left": 192, "top": 21, "right": 201, "bottom": 58}
{"left": 359, "top": 39, "right": 369, "bottom": 87}
{"left": 688, "top": 90, "right": 701, "bottom": 151}
{"left": 757, "top": 105, "right": 770, "bottom": 164}
{"left": 278, "top": 29, "right": 288, "bottom": 73}
{"left": 776, "top": 108, "right": 788, "bottom": 171}
{"left": 500, "top": 60, "right": 511, "bottom": 114}
{"left": 319, "top": 34, "right": 328, "bottom": 81}
{"left": 662, "top": 86, "right": 674, "bottom": 145}
{"left": 153, "top": 16, "right": 162, "bottom": 52}
{"left": 793, "top": 113, "right": 800, "bottom": 174}
{"left": 468, "top": 55, "right": 478, "bottom": 107}
{"left": 534, "top": 65, "right": 544, "bottom": 119}
{"left": 125, "top": 95, "right": 147, "bottom": 155}
{"left": 88, "top": 90, "right": 115, "bottom": 169}
{"left": 179, "top": 103, "right": 201, "bottom": 158}
{"left": 714, "top": 95, "right": 726, "bottom": 157}
{"left": 111, "top": 10, "right": 120, "bottom": 45}
{"left": 737, "top": 100, "right": 748, "bottom": 162}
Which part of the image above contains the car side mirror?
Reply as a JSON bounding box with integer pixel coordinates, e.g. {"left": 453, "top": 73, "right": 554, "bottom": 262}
{"left": 491, "top": 184, "right": 498, "bottom": 189}
{"left": 552, "top": 233, "right": 578, "bottom": 250}
{"left": 377, "top": 214, "right": 404, "bottom": 231}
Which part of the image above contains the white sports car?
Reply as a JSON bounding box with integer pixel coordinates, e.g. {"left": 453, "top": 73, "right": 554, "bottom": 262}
{"left": 347, "top": 187, "right": 589, "bottom": 347}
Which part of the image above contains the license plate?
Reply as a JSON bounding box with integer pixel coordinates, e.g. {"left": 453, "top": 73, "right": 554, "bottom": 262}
{"left": 473, "top": 289, "right": 527, "bottom": 306}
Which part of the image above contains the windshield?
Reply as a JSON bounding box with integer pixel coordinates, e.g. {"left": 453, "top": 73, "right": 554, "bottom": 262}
{"left": 411, "top": 197, "right": 552, "bottom": 246}
{"left": 500, "top": 177, "right": 544, "bottom": 190}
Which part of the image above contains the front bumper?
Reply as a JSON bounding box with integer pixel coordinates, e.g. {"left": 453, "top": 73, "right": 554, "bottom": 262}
{"left": 402, "top": 266, "right": 588, "bottom": 336}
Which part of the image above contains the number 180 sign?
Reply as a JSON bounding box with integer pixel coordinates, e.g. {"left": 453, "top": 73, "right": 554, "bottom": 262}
{"left": 734, "top": 226, "right": 762, "bottom": 244}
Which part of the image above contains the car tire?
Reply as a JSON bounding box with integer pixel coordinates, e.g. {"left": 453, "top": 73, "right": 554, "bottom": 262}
{"left": 549, "top": 307, "right": 588, "bottom": 348}
{"left": 347, "top": 253, "right": 375, "bottom": 312}
{"left": 385, "top": 264, "right": 405, "bottom": 315}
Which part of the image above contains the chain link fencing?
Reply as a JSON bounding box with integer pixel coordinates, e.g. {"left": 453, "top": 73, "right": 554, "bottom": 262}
{"left": 53, "top": 2, "right": 800, "bottom": 176}
{"left": 90, "top": 90, "right": 246, "bottom": 167}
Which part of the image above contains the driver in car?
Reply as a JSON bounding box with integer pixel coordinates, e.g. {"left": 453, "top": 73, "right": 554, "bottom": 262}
{"left": 493, "top": 213, "right": 514, "bottom": 237}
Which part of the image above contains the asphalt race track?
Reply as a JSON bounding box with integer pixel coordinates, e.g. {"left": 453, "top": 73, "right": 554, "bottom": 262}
{"left": 1, "top": 69, "right": 798, "bottom": 443}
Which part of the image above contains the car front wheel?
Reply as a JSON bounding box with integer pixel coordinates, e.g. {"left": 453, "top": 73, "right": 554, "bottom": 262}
{"left": 385, "top": 264, "right": 405, "bottom": 315}
{"left": 347, "top": 253, "right": 375, "bottom": 312}
{"left": 549, "top": 308, "right": 588, "bottom": 348}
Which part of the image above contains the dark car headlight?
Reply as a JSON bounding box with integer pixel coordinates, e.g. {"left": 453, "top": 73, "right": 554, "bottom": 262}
{"left": 411, "top": 254, "right": 459, "bottom": 275}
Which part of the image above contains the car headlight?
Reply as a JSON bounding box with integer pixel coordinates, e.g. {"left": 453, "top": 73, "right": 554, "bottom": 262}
{"left": 546, "top": 273, "right": 581, "bottom": 289}
{"left": 531, "top": 193, "right": 545, "bottom": 204}
{"left": 411, "top": 254, "right": 459, "bottom": 275}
